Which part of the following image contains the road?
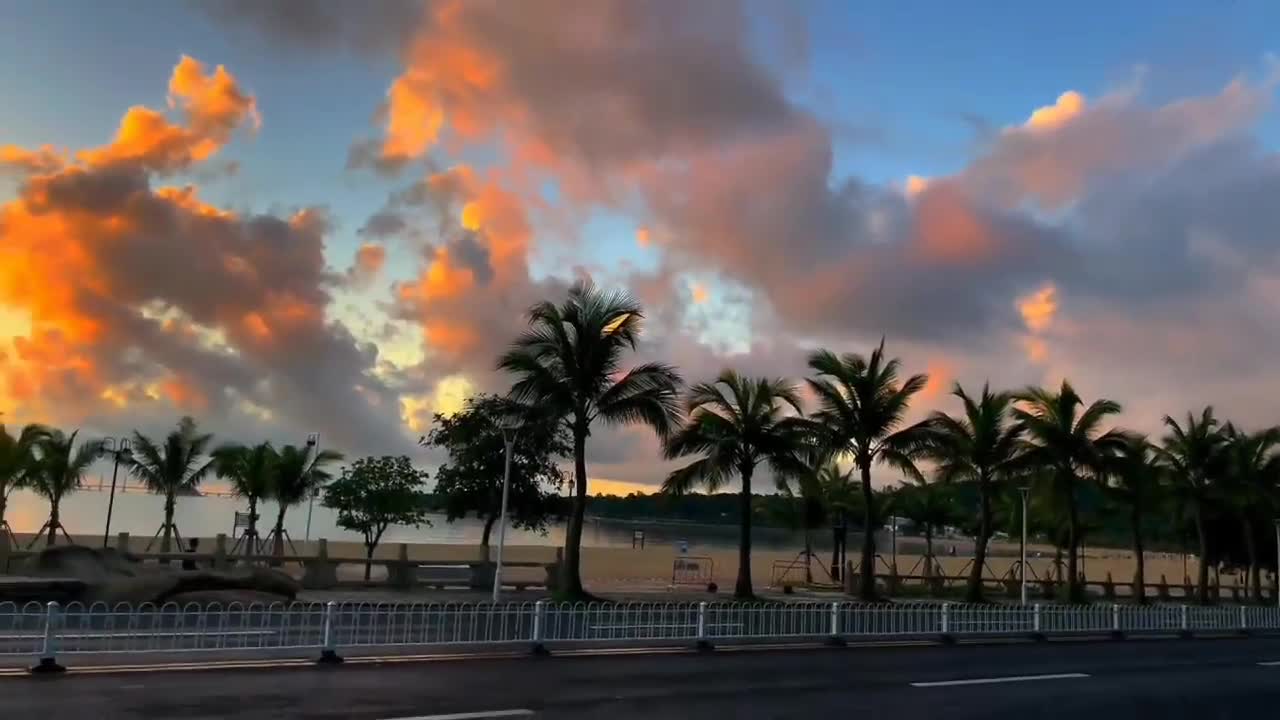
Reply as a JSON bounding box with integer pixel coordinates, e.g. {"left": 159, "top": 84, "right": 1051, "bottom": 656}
{"left": 5, "top": 637, "right": 1280, "bottom": 718}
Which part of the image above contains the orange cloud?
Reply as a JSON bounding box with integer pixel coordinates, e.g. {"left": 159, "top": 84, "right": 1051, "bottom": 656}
{"left": 918, "top": 357, "right": 955, "bottom": 402}
{"left": 690, "top": 282, "right": 709, "bottom": 304}
{"left": 910, "top": 183, "right": 999, "bottom": 264}
{"left": 1022, "top": 91, "right": 1086, "bottom": 132}
{"left": 1017, "top": 283, "right": 1058, "bottom": 333}
{"left": 635, "top": 226, "right": 652, "bottom": 247}
{"left": 77, "top": 56, "right": 257, "bottom": 174}
{"left": 904, "top": 174, "right": 931, "bottom": 198}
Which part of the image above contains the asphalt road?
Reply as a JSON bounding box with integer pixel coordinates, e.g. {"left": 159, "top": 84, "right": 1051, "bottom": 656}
{"left": 6, "top": 637, "right": 1280, "bottom": 719}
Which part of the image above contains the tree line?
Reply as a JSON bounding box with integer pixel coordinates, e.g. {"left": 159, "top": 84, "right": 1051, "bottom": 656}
{"left": 495, "top": 281, "right": 1280, "bottom": 604}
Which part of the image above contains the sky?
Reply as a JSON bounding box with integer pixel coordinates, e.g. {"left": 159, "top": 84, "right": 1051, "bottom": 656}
{"left": 2, "top": 0, "right": 1279, "bottom": 496}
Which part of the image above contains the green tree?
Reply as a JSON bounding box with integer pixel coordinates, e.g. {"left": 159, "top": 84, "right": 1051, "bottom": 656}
{"left": 890, "top": 480, "right": 958, "bottom": 568}
{"left": 1158, "top": 407, "right": 1229, "bottom": 603}
{"left": 322, "top": 456, "right": 432, "bottom": 580}
{"left": 1103, "top": 434, "right": 1162, "bottom": 603}
{"left": 269, "top": 443, "right": 344, "bottom": 558}
{"left": 128, "top": 417, "right": 215, "bottom": 553}
{"left": 499, "top": 281, "right": 682, "bottom": 599}
{"left": 806, "top": 340, "right": 932, "bottom": 600}
{"left": 421, "top": 394, "right": 570, "bottom": 559}
{"left": 920, "top": 384, "right": 1023, "bottom": 602}
{"left": 213, "top": 442, "right": 278, "bottom": 556}
{"left": 29, "top": 429, "right": 102, "bottom": 546}
{"left": 1012, "top": 381, "right": 1125, "bottom": 602}
{"left": 1219, "top": 423, "right": 1279, "bottom": 602}
{"left": 0, "top": 423, "right": 47, "bottom": 536}
{"left": 663, "top": 371, "right": 810, "bottom": 598}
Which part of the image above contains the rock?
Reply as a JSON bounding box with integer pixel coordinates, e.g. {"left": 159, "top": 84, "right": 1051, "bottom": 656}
{"left": 12, "top": 545, "right": 297, "bottom": 606}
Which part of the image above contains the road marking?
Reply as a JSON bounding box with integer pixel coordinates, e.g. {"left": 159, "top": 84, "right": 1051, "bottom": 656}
{"left": 911, "top": 672, "right": 1090, "bottom": 688}
{"left": 380, "top": 711, "right": 535, "bottom": 720}
{"left": 1257, "top": 661, "right": 1280, "bottom": 666}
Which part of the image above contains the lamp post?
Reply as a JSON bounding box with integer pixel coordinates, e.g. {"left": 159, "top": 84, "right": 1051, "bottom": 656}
{"left": 102, "top": 438, "right": 132, "bottom": 548}
{"left": 1019, "top": 486, "right": 1030, "bottom": 605}
{"left": 493, "top": 421, "right": 521, "bottom": 603}
{"left": 304, "top": 433, "right": 319, "bottom": 543}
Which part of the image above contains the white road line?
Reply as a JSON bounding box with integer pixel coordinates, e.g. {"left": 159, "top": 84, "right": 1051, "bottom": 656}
{"left": 910, "top": 672, "right": 1090, "bottom": 688}
{"left": 1256, "top": 661, "right": 1280, "bottom": 666}
{"left": 379, "top": 711, "right": 535, "bottom": 720}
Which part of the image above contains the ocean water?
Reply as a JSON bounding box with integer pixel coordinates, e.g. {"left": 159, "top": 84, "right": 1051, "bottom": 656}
{"left": 2, "top": 485, "right": 842, "bottom": 553}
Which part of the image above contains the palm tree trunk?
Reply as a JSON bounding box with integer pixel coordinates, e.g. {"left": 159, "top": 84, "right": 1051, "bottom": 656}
{"left": 364, "top": 544, "right": 375, "bottom": 581}
{"left": 273, "top": 506, "right": 288, "bottom": 558}
{"left": 161, "top": 494, "right": 175, "bottom": 554}
{"left": 480, "top": 513, "right": 498, "bottom": 563}
{"left": 47, "top": 499, "right": 59, "bottom": 547}
{"left": 1131, "top": 504, "right": 1146, "bottom": 604}
{"left": 559, "top": 427, "right": 588, "bottom": 599}
{"left": 924, "top": 524, "right": 934, "bottom": 566}
{"left": 967, "top": 474, "right": 992, "bottom": 603}
{"left": 1194, "top": 501, "right": 1210, "bottom": 604}
{"left": 831, "top": 517, "right": 842, "bottom": 581}
{"left": 735, "top": 464, "right": 755, "bottom": 599}
{"left": 246, "top": 496, "right": 259, "bottom": 557}
{"left": 1066, "top": 480, "right": 1082, "bottom": 603}
{"left": 1244, "top": 516, "right": 1261, "bottom": 603}
{"left": 858, "top": 460, "right": 877, "bottom": 601}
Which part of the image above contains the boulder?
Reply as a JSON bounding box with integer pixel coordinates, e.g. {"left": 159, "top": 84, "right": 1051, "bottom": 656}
{"left": 13, "top": 545, "right": 298, "bottom": 606}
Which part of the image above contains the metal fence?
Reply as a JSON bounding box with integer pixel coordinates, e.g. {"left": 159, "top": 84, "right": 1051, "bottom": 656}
{"left": 3, "top": 599, "right": 1278, "bottom": 671}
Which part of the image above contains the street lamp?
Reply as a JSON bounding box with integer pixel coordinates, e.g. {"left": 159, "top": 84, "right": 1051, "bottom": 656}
{"left": 1019, "top": 486, "right": 1030, "bottom": 605}
{"left": 102, "top": 438, "right": 132, "bottom": 547}
{"left": 304, "top": 433, "right": 320, "bottom": 543}
{"left": 492, "top": 418, "right": 522, "bottom": 603}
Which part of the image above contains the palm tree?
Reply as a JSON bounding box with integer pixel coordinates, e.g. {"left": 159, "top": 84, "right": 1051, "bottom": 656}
{"left": 499, "top": 281, "right": 683, "bottom": 598}
{"left": 28, "top": 430, "right": 102, "bottom": 547}
{"left": 269, "top": 443, "right": 343, "bottom": 558}
{"left": 890, "top": 480, "right": 957, "bottom": 575}
{"left": 1219, "top": 424, "right": 1279, "bottom": 602}
{"left": 814, "top": 461, "right": 858, "bottom": 579}
{"left": 1103, "top": 434, "right": 1162, "bottom": 604}
{"left": 920, "top": 383, "right": 1023, "bottom": 602}
{"left": 806, "top": 340, "right": 932, "bottom": 601}
{"left": 1158, "top": 408, "right": 1229, "bottom": 604}
{"left": 128, "top": 417, "right": 216, "bottom": 554}
{"left": 663, "top": 371, "right": 811, "bottom": 598}
{"left": 213, "top": 442, "right": 278, "bottom": 556}
{"left": 775, "top": 448, "right": 832, "bottom": 585}
{"left": 1012, "top": 381, "right": 1125, "bottom": 603}
{"left": 0, "top": 423, "right": 48, "bottom": 537}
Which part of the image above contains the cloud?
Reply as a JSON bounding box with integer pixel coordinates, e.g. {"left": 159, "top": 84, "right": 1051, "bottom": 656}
{"left": 0, "top": 56, "right": 409, "bottom": 455}
{"left": 195, "top": 0, "right": 423, "bottom": 57}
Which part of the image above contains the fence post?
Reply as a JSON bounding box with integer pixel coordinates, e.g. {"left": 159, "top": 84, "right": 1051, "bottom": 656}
{"left": 825, "top": 602, "right": 845, "bottom": 647}
{"left": 695, "top": 601, "right": 713, "bottom": 652}
{"left": 1028, "top": 603, "right": 1045, "bottom": 641}
{"left": 1241, "top": 605, "right": 1249, "bottom": 636}
{"left": 30, "top": 601, "right": 65, "bottom": 674}
{"left": 1179, "top": 604, "right": 1191, "bottom": 638}
{"left": 938, "top": 602, "right": 954, "bottom": 644}
{"left": 531, "top": 601, "right": 549, "bottom": 656}
{"left": 1110, "top": 603, "right": 1124, "bottom": 641}
{"left": 316, "top": 601, "right": 343, "bottom": 665}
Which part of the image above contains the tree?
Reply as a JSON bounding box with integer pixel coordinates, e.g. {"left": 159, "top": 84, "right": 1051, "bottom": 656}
{"left": 663, "top": 371, "right": 811, "bottom": 598}
{"left": 499, "top": 281, "right": 682, "bottom": 598}
{"left": 0, "top": 423, "right": 47, "bottom": 536}
{"left": 29, "top": 430, "right": 102, "bottom": 546}
{"left": 421, "top": 394, "right": 570, "bottom": 558}
{"left": 1219, "top": 424, "right": 1279, "bottom": 602}
{"left": 322, "top": 456, "right": 432, "bottom": 580}
{"left": 213, "top": 442, "right": 278, "bottom": 555}
{"left": 806, "top": 340, "right": 932, "bottom": 601}
{"left": 890, "top": 480, "right": 958, "bottom": 572}
{"left": 1012, "top": 381, "right": 1125, "bottom": 603}
{"left": 269, "top": 443, "right": 344, "bottom": 557}
{"left": 1158, "top": 407, "right": 1229, "bottom": 604}
{"left": 1103, "top": 434, "right": 1162, "bottom": 604}
{"left": 920, "top": 383, "right": 1023, "bottom": 602}
{"left": 128, "top": 417, "right": 216, "bottom": 553}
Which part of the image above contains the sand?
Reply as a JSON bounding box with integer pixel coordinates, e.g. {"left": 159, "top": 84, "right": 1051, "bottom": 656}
{"left": 6, "top": 532, "right": 1217, "bottom": 592}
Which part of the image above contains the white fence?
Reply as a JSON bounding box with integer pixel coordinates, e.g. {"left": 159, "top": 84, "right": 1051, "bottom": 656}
{"left": 3, "top": 600, "right": 1278, "bottom": 671}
